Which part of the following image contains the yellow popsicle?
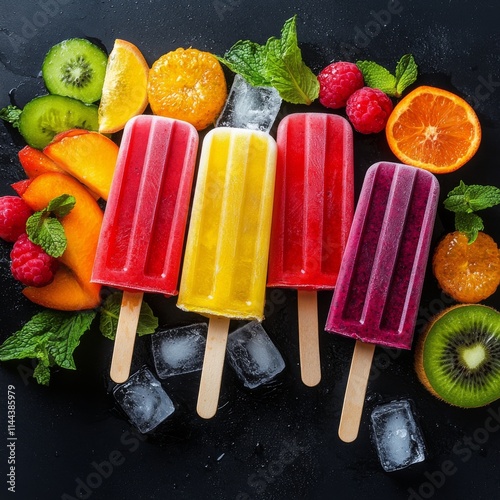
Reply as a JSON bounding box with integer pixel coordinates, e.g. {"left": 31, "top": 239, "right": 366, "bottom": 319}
{"left": 178, "top": 127, "right": 277, "bottom": 321}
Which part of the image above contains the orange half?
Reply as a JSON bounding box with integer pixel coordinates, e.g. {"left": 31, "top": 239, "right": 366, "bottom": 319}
{"left": 386, "top": 86, "right": 481, "bottom": 173}
{"left": 98, "top": 39, "right": 149, "bottom": 134}
{"left": 147, "top": 47, "right": 227, "bottom": 131}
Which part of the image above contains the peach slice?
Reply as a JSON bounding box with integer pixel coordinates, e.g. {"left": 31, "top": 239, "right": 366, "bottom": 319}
{"left": 43, "top": 131, "right": 119, "bottom": 200}
{"left": 21, "top": 172, "right": 103, "bottom": 310}
{"left": 18, "top": 145, "right": 66, "bottom": 178}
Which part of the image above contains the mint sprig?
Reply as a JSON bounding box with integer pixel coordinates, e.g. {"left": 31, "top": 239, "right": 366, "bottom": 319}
{"left": 99, "top": 292, "right": 159, "bottom": 340}
{"left": 219, "top": 15, "right": 319, "bottom": 105}
{"left": 0, "top": 105, "right": 22, "bottom": 130}
{"left": 357, "top": 54, "right": 418, "bottom": 97}
{"left": 26, "top": 194, "right": 75, "bottom": 257}
{"left": 0, "top": 309, "right": 96, "bottom": 385}
{"left": 444, "top": 181, "right": 500, "bottom": 243}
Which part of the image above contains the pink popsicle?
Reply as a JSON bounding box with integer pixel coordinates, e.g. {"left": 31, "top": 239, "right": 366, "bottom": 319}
{"left": 268, "top": 113, "right": 354, "bottom": 386}
{"left": 92, "top": 115, "right": 198, "bottom": 382}
{"left": 326, "top": 161, "right": 439, "bottom": 442}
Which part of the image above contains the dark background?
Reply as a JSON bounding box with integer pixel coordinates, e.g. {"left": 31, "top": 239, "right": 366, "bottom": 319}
{"left": 1, "top": 0, "right": 500, "bottom": 499}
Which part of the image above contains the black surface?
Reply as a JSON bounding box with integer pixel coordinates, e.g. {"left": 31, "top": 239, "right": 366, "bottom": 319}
{"left": 1, "top": 1, "right": 500, "bottom": 499}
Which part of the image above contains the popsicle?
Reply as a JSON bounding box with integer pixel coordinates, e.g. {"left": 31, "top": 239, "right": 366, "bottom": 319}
{"left": 326, "top": 161, "right": 439, "bottom": 442}
{"left": 268, "top": 113, "right": 354, "bottom": 386}
{"left": 92, "top": 115, "right": 198, "bottom": 383}
{"left": 177, "top": 127, "right": 277, "bottom": 418}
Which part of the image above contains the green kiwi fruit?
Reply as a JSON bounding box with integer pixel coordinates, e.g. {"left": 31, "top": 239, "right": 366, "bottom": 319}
{"left": 19, "top": 94, "right": 98, "bottom": 149}
{"left": 42, "top": 38, "right": 107, "bottom": 104}
{"left": 415, "top": 304, "right": 500, "bottom": 408}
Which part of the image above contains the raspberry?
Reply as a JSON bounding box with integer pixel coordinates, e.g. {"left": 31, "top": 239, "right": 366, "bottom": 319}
{"left": 0, "top": 196, "right": 33, "bottom": 243}
{"left": 317, "top": 62, "right": 364, "bottom": 109}
{"left": 346, "top": 87, "right": 394, "bottom": 134}
{"left": 10, "top": 233, "right": 58, "bottom": 287}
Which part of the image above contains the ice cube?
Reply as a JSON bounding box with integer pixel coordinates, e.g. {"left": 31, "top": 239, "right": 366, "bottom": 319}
{"left": 370, "top": 399, "right": 426, "bottom": 472}
{"left": 151, "top": 323, "right": 207, "bottom": 378}
{"left": 226, "top": 321, "right": 285, "bottom": 389}
{"left": 113, "top": 366, "right": 175, "bottom": 433}
{"left": 216, "top": 74, "right": 282, "bottom": 133}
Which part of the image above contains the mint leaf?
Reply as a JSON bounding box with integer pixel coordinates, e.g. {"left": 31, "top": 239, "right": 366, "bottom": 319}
{"left": 26, "top": 214, "right": 67, "bottom": 258}
{"left": 445, "top": 181, "right": 500, "bottom": 213}
{"left": 264, "top": 18, "right": 319, "bottom": 104}
{"left": 99, "top": 292, "right": 158, "bottom": 340}
{"left": 444, "top": 181, "right": 500, "bottom": 243}
{"left": 356, "top": 60, "right": 397, "bottom": 96}
{"left": 25, "top": 194, "right": 74, "bottom": 257}
{"left": 47, "top": 194, "right": 76, "bottom": 218}
{"left": 219, "top": 15, "right": 319, "bottom": 104}
{"left": 0, "top": 310, "right": 96, "bottom": 385}
{"left": 455, "top": 212, "right": 484, "bottom": 244}
{"left": 395, "top": 54, "right": 418, "bottom": 96}
{"left": 218, "top": 41, "right": 269, "bottom": 86}
{"left": 0, "top": 105, "right": 22, "bottom": 130}
{"left": 357, "top": 54, "right": 418, "bottom": 97}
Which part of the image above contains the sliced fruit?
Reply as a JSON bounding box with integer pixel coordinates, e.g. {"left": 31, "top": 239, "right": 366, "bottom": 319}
{"left": 415, "top": 304, "right": 500, "bottom": 407}
{"left": 21, "top": 172, "right": 103, "bottom": 310}
{"left": 44, "top": 130, "right": 118, "bottom": 200}
{"left": 433, "top": 231, "right": 500, "bottom": 303}
{"left": 386, "top": 86, "right": 481, "bottom": 173}
{"left": 11, "top": 179, "right": 32, "bottom": 196}
{"left": 19, "top": 95, "right": 99, "bottom": 150}
{"left": 18, "top": 145, "right": 65, "bottom": 178}
{"left": 42, "top": 38, "right": 108, "bottom": 104}
{"left": 98, "top": 39, "right": 149, "bottom": 134}
{"left": 148, "top": 47, "right": 227, "bottom": 130}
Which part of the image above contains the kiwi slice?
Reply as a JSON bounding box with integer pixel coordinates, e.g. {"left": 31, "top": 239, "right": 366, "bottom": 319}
{"left": 19, "top": 94, "right": 98, "bottom": 149}
{"left": 415, "top": 304, "right": 500, "bottom": 408}
{"left": 42, "top": 38, "right": 107, "bottom": 104}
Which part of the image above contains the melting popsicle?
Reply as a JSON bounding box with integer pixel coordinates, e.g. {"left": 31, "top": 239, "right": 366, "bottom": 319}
{"left": 177, "top": 127, "right": 277, "bottom": 418}
{"left": 325, "top": 161, "right": 439, "bottom": 442}
{"left": 92, "top": 115, "right": 198, "bottom": 383}
{"left": 268, "top": 113, "right": 354, "bottom": 386}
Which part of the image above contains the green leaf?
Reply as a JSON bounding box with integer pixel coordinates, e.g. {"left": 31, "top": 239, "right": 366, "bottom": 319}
{"left": 455, "top": 212, "right": 484, "bottom": 244}
{"left": 395, "top": 54, "right": 418, "bottom": 97}
{"left": 25, "top": 194, "right": 75, "bottom": 257}
{"left": 356, "top": 60, "right": 397, "bottom": 96}
{"left": 219, "top": 15, "right": 319, "bottom": 104}
{"left": 0, "top": 105, "right": 22, "bottom": 130}
{"left": 264, "top": 18, "right": 319, "bottom": 104}
{"left": 444, "top": 181, "right": 500, "bottom": 213}
{"left": 444, "top": 181, "right": 500, "bottom": 242}
{"left": 0, "top": 310, "right": 96, "bottom": 385}
{"left": 33, "top": 361, "right": 51, "bottom": 386}
{"left": 218, "top": 41, "right": 269, "bottom": 87}
{"left": 26, "top": 215, "right": 67, "bottom": 258}
{"left": 99, "top": 292, "right": 158, "bottom": 340}
{"left": 47, "top": 194, "right": 76, "bottom": 218}
{"left": 47, "top": 310, "right": 95, "bottom": 370}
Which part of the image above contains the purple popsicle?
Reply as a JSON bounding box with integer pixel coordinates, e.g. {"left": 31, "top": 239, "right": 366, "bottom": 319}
{"left": 325, "top": 161, "right": 439, "bottom": 442}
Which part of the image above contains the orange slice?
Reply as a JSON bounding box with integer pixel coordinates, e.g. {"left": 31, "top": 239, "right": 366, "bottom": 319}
{"left": 386, "top": 86, "right": 481, "bottom": 173}
{"left": 433, "top": 231, "right": 500, "bottom": 303}
{"left": 147, "top": 47, "right": 227, "bottom": 130}
{"left": 98, "top": 39, "right": 149, "bottom": 134}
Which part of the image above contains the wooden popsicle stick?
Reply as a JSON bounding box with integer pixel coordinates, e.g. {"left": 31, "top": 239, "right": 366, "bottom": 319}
{"left": 110, "top": 290, "right": 144, "bottom": 384}
{"left": 338, "top": 340, "right": 376, "bottom": 443}
{"left": 297, "top": 290, "right": 322, "bottom": 387}
{"left": 196, "top": 316, "right": 230, "bottom": 419}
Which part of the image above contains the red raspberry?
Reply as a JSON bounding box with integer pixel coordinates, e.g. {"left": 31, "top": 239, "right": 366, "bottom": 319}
{"left": 317, "top": 62, "right": 364, "bottom": 109}
{"left": 0, "top": 196, "right": 33, "bottom": 242}
{"left": 10, "top": 233, "right": 58, "bottom": 287}
{"left": 346, "top": 87, "right": 393, "bottom": 134}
